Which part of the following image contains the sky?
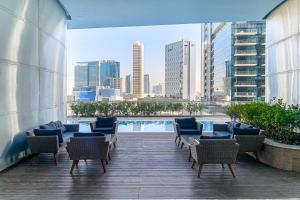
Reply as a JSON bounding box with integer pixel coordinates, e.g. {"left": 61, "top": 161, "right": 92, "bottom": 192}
{"left": 66, "top": 24, "right": 202, "bottom": 95}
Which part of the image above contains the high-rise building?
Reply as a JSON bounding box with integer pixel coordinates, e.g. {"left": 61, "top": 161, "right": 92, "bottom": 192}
{"left": 211, "top": 22, "right": 231, "bottom": 103}
{"left": 231, "top": 21, "right": 265, "bottom": 103}
{"left": 152, "top": 83, "right": 163, "bottom": 96}
{"left": 74, "top": 61, "right": 99, "bottom": 87}
{"left": 201, "top": 21, "right": 266, "bottom": 103}
{"left": 125, "top": 74, "right": 132, "bottom": 94}
{"left": 165, "top": 40, "right": 196, "bottom": 100}
{"left": 132, "top": 41, "right": 144, "bottom": 98}
{"left": 144, "top": 74, "right": 150, "bottom": 95}
{"left": 100, "top": 60, "right": 120, "bottom": 89}
{"left": 201, "top": 23, "right": 213, "bottom": 102}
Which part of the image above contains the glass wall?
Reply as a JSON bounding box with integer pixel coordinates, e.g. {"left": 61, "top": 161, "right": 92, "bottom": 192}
{"left": 212, "top": 23, "right": 231, "bottom": 103}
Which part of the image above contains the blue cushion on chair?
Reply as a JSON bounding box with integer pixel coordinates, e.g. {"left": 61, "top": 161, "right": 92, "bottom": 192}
{"left": 96, "top": 117, "right": 116, "bottom": 128}
{"left": 214, "top": 131, "right": 232, "bottom": 137}
{"left": 93, "top": 127, "right": 113, "bottom": 134}
{"left": 74, "top": 132, "right": 105, "bottom": 137}
{"left": 200, "top": 135, "right": 231, "bottom": 139}
{"left": 180, "top": 129, "right": 201, "bottom": 135}
{"left": 40, "top": 124, "right": 53, "bottom": 129}
{"left": 227, "top": 122, "right": 241, "bottom": 134}
{"left": 233, "top": 127, "right": 260, "bottom": 135}
{"left": 175, "top": 118, "right": 197, "bottom": 129}
{"left": 34, "top": 129, "right": 63, "bottom": 143}
{"left": 54, "top": 121, "right": 66, "bottom": 132}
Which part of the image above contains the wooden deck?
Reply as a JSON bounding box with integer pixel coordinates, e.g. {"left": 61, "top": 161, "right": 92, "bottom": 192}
{"left": 1, "top": 132, "right": 300, "bottom": 199}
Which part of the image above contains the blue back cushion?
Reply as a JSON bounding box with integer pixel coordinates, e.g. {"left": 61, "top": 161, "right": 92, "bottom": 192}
{"left": 200, "top": 135, "right": 231, "bottom": 140}
{"left": 40, "top": 124, "right": 53, "bottom": 129}
{"left": 96, "top": 117, "right": 116, "bottom": 128}
{"left": 54, "top": 121, "right": 66, "bottom": 132}
{"left": 233, "top": 127, "right": 260, "bottom": 135}
{"left": 34, "top": 129, "right": 63, "bottom": 143}
{"left": 227, "top": 122, "right": 241, "bottom": 134}
{"left": 74, "top": 132, "right": 105, "bottom": 137}
{"left": 40, "top": 122, "right": 57, "bottom": 130}
{"left": 175, "top": 118, "right": 197, "bottom": 129}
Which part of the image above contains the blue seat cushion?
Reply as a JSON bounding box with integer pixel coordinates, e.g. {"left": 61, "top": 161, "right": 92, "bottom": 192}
{"left": 180, "top": 129, "right": 201, "bottom": 135}
{"left": 175, "top": 118, "right": 197, "bottom": 129}
{"left": 96, "top": 117, "right": 116, "bottom": 128}
{"left": 200, "top": 135, "right": 231, "bottom": 139}
{"left": 233, "top": 127, "right": 260, "bottom": 135}
{"left": 93, "top": 127, "right": 113, "bottom": 134}
{"left": 74, "top": 132, "right": 105, "bottom": 137}
{"left": 34, "top": 129, "right": 63, "bottom": 144}
{"left": 214, "top": 131, "right": 231, "bottom": 137}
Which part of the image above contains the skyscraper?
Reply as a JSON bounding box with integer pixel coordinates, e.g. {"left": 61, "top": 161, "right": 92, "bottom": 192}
{"left": 165, "top": 40, "right": 196, "bottom": 100}
{"left": 100, "top": 60, "right": 120, "bottom": 89}
{"left": 125, "top": 74, "right": 132, "bottom": 94}
{"left": 132, "top": 41, "right": 144, "bottom": 98}
{"left": 231, "top": 21, "right": 265, "bottom": 103}
{"left": 152, "top": 83, "right": 163, "bottom": 96}
{"left": 201, "top": 23, "right": 213, "bottom": 102}
{"left": 74, "top": 61, "right": 99, "bottom": 88}
{"left": 144, "top": 74, "right": 150, "bottom": 95}
{"left": 201, "top": 21, "right": 266, "bottom": 103}
{"left": 211, "top": 22, "right": 231, "bottom": 103}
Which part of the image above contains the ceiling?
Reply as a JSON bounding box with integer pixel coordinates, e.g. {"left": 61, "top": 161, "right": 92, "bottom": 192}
{"left": 58, "top": 0, "right": 285, "bottom": 29}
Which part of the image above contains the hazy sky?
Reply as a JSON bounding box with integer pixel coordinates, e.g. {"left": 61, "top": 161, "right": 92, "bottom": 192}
{"left": 66, "top": 24, "right": 202, "bottom": 95}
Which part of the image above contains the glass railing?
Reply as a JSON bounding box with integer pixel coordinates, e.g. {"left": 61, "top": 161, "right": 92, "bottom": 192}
{"left": 235, "top": 39, "right": 257, "bottom": 43}
{"left": 234, "top": 81, "right": 256, "bottom": 86}
{"left": 234, "top": 92, "right": 256, "bottom": 97}
{"left": 234, "top": 60, "right": 258, "bottom": 65}
{"left": 234, "top": 71, "right": 257, "bottom": 75}
{"left": 234, "top": 50, "right": 257, "bottom": 55}
{"left": 235, "top": 31, "right": 257, "bottom": 36}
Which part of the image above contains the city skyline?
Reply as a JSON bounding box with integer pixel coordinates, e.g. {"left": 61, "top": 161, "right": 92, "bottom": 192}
{"left": 66, "top": 24, "right": 202, "bottom": 95}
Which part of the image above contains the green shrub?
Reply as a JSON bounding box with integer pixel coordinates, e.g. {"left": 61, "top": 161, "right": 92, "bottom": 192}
{"left": 227, "top": 100, "right": 300, "bottom": 144}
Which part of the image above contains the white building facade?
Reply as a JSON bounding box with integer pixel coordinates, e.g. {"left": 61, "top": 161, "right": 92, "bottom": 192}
{"left": 165, "top": 40, "right": 196, "bottom": 100}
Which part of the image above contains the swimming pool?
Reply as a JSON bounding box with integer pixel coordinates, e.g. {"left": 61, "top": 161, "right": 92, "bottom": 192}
{"left": 76, "top": 119, "right": 213, "bottom": 133}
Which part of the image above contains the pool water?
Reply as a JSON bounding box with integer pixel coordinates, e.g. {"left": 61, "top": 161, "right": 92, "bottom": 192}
{"left": 77, "top": 120, "right": 213, "bottom": 133}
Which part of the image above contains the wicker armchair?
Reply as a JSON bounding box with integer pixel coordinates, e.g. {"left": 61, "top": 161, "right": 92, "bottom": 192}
{"left": 67, "top": 137, "right": 110, "bottom": 174}
{"left": 174, "top": 117, "right": 203, "bottom": 146}
{"left": 190, "top": 139, "right": 239, "bottom": 177}
{"left": 234, "top": 135, "right": 265, "bottom": 158}
{"left": 27, "top": 135, "right": 59, "bottom": 164}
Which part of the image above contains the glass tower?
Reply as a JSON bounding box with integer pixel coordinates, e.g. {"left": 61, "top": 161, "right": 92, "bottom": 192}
{"left": 231, "top": 21, "right": 265, "bottom": 103}
{"left": 201, "top": 21, "right": 265, "bottom": 104}
{"left": 100, "top": 60, "right": 120, "bottom": 89}
{"left": 74, "top": 61, "right": 100, "bottom": 88}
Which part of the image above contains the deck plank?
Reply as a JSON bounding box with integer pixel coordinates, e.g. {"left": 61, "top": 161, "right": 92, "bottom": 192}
{"left": 1, "top": 132, "right": 300, "bottom": 199}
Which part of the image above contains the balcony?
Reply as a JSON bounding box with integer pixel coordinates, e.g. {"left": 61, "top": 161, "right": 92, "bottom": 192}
{"left": 234, "top": 71, "right": 257, "bottom": 76}
{"left": 234, "top": 92, "right": 256, "bottom": 97}
{"left": 234, "top": 39, "right": 257, "bottom": 46}
{"left": 234, "top": 50, "right": 257, "bottom": 56}
{"left": 235, "top": 31, "right": 257, "bottom": 36}
{"left": 234, "top": 81, "right": 257, "bottom": 87}
{"left": 234, "top": 61, "right": 258, "bottom": 67}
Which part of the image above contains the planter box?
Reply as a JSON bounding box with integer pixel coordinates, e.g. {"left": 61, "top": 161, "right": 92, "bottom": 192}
{"left": 257, "top": 138, "right": 300, "bottom": 172}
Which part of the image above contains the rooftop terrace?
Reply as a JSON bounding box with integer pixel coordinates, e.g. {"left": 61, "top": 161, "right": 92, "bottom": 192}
{"left": 1, "top": 132, "right": 300, "bottom": 199}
